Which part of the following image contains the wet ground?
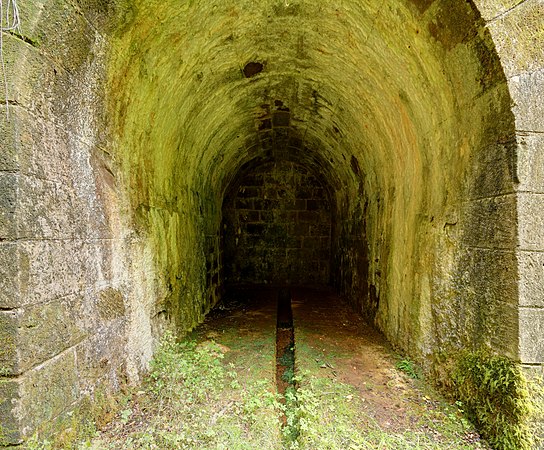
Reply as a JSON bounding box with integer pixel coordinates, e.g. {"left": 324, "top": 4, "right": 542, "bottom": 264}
{"left": 191, "top": 286, "right": 488, "bottom": 448}
{"left": 91, "top": 285, "right": 489, "bottom": 449}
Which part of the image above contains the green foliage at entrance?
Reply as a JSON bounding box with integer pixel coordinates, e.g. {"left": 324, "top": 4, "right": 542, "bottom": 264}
{"left": 88, "top": 332, "right": 282, "bottom": 449}
{"left": 282, "top": 373, "right": 487, "bottom": 450}
{"left": 452, "top": 351, "right": 536, "bottom": 450}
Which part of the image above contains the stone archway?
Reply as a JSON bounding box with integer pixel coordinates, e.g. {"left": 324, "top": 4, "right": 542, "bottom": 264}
{"left": 0, "top": 0, "right": 542, "bottom": 444}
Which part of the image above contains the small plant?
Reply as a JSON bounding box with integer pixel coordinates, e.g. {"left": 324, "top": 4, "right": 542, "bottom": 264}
{"left": 396, "top": 357, "right": 421, "bottom": 379}
{"left": 119, "top": 408, "right": 132, "bottom": 424}
{"left": 25, "top": 435, "right": 53, "bottom": 450}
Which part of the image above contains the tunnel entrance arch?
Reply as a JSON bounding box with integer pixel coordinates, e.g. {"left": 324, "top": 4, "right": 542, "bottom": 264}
{"left": 3, "top": 0, "right": 544, "bottom": 444}
{"left": 222, "top": 160, "right": 334, "bottom": 287}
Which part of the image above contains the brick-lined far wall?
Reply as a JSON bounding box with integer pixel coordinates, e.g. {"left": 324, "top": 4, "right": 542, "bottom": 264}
{"left": 223, "top": 161, "right": 332, "bottom": 286}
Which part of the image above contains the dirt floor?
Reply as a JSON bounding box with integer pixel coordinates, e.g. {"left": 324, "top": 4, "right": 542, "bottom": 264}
{"left": 86, "top": 285, "right": 489, "bottom": 449}
{"left": 292, "top": 286, "right": 419, "bottom": 431}
{"left": 198, "top": 286, "right": 488, "bottom": 448}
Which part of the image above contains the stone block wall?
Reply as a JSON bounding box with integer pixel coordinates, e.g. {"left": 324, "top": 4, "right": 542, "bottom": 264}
{"left": 223, "top": 161, "right": 331, "bottom": 286}
{"left": 0, "top": 1, "right": 142, "bottom": 445}
{"left": 475, "top": 0, "right": 544, "bottom": 370}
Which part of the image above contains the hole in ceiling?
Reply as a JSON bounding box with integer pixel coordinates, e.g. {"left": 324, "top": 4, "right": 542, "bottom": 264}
{"left": 243, "top": 61, "right": 264, "bottom": 78}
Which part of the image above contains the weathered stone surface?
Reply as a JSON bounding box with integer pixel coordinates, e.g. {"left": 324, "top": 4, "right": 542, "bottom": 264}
{"left": 449, "top": 247, "right": 519, "bottom": 357}
{"left": 486, "top": 0, "right": 544, "bottom": 77}
{"left": 0, "top": 379, "right": 21, "bottom": 446}
{"left": 0, "top": 109, "right": 19, "bottom": 172}
{"left": 0, "top": 105, "right": 71, "bottom": 184}
{"left": 75, "top": 327, "right": 128, "bottom": 394}
{"left": 2, "top": 0, "right": 544, "bottom": 444}
{"left": 0, "top": 24, "right": 106, "bottom": 138}
{"left": 17, "top": 349, "right": 80, "bottom": 437}
{"left": 97, "top": 288, "right": 126, "bottom": 321}
{"left": 0, "top": 311, "right": 18, "bottom": 375}
{"left": 518, "top": 193, "right": 544, "bottom": 251}
{"left": 0, "top": 172, "right": 17, "bottom": 240}
{"left": 0, "top": 244, "right": 19, "bottom": 309}
{"left": 519, "top": 307, "right": 544, "bottom": 363}
{"left": 18, "top": 240, "right": 102, "bottom": 306}
{"left": 517, "top": 131, "right": 544, "bottom": 194}
{"left": 468, "top": 141, "right": 517, "bottom": 200}
{"left": 16, "top": 175, "right": 85, "bottom": 240}
{"left": 509, "top": 69, "right": 544, "bottom": 132}
{"left": 518, "top": 251, "right": 544, "bottom": 308}
{"left": 473, "top": 0, "right": 528, "bottom": 22}
{"left": 16, "top": 168, "right": 109, "bottom": 241}
{"left": 16, "top": 297, "right": 88, "bottom": 374}
{"left": 461, "top": 195, "right": 517, "bottom": 249}
{"left": 1, "top": 296, "right": 92, "bottom": 377}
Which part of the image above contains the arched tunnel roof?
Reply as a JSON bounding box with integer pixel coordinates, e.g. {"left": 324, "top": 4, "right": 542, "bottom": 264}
{"left": 110, "top": 0, "right": 511, "bottom": 211}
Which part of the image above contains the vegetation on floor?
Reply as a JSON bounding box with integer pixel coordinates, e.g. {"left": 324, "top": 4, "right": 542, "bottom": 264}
{"left": 92, "top": 332, "right": 282, "bottom": 449}
{"left": 24, "top": 309, "right": 542, "bottom": 450}
{"left": 282, "top": 373, "right": 487, "bottom": 449}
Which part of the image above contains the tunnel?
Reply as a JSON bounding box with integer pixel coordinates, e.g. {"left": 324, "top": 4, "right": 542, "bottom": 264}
{"left": 3, "top": 0, "right": 544, "bottom": 444}
{"left": 107, "top": 0, "right": 518, "bottom": 357}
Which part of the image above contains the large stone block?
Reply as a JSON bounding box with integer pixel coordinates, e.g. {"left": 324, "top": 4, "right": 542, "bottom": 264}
{"left": 517, "top": 131, "right": 544, "bottom": 193}
{"left": 0, "top": 172, "right": 17, "bottom": 240}
{"left": 1, "top": 105, "right": 71, "bottom": 184}
{"left": 518, "top": 251, "right": 544, "bottom": 308}
{"left": 461, "top": 194, "right": 517, "bottom": 249}
{"left": 519, "top": 307, "right": 544, "bottom": 364}
{"left": 1, "top": 295, "right": 92, "bottom": 376}
{"left": 0, "top": 311, "right": 18, "bottom": 375}
{"left": 17, "top": 349, "right": 80, "bottom": 438}
{"left": 509, "top": 68, "right": 544, "bottom": 132}
{"left": 451, "top": 247, "right": 519, "bottom": 357}
{"left": 1, "top": 348, "right": 83, "bottom": 444}
{"left": 487, "top": 0, "right": 544, "bottom": 77}
{"left": 16, "top": 296, "right": 88, "bottom": 374}
{"left": 75, "top": 326, "right": 128, "bottom": 394}
{"left": 517, "top": 192, "right": 544, "bottom": 251}
{"left": 0, "top": 34, "right": 49, "bottom": 107}
{"left": 468, "top": 141, "right": 516, "bottom": 199}
{"left": 473, "top": 0, "right": 530, "bottom": 22}
{"left": 4, "top": 0, "right": 47, "bottom": 45}
{"left": 16, "top": 174, "right": 87, "bottom": 240}
{"left": 0, "top": 379, "right": 21, "bottom": 446}
{"left": 0, "top": 107, "right": 19, "bottom": 172}
{"left": 18, "top": 240, "right": 102, "bottom": 306}
{"left": 36, "top": 0, "right": 104, "bottom": 73}
{"left": 0, "top": 244, "right": 20, "bottom": 309}
{"left": 0, "top": 27, "right": 104, "bottom": 135}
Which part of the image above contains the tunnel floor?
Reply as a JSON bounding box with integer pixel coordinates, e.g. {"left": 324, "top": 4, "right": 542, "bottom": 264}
{"left": 187, "top": 287, "right": 489, "bottom": 448}
{"left": 91, "top": 287, "right": 489, "bottom": 448}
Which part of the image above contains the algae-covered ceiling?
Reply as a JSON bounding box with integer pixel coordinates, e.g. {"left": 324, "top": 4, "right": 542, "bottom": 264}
{"left": 110, "top": 0, "right": 505, "bottom": 208}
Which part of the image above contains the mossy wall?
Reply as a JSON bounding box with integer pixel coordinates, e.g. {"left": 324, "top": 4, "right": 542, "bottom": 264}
{"left": 223, "top": 160, "right": 332, "bottom": 286}
{"left": 1, "top": 0, "right": 543, "bottom": 445}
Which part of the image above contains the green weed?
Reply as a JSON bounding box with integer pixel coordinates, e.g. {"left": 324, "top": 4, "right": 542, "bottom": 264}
{"left": 282, "top": 373, "right": 488, "bottom": 450}
{"left": 396, "top": 357, "right": 421, "bottom": 380}
{"left": 89, "top": 331, "right": 282, "bottom": 449}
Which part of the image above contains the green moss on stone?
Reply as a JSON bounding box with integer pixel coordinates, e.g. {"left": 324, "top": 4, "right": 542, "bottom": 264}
{"left": 453, "top": 351, "right": 535, "bottom": 450}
